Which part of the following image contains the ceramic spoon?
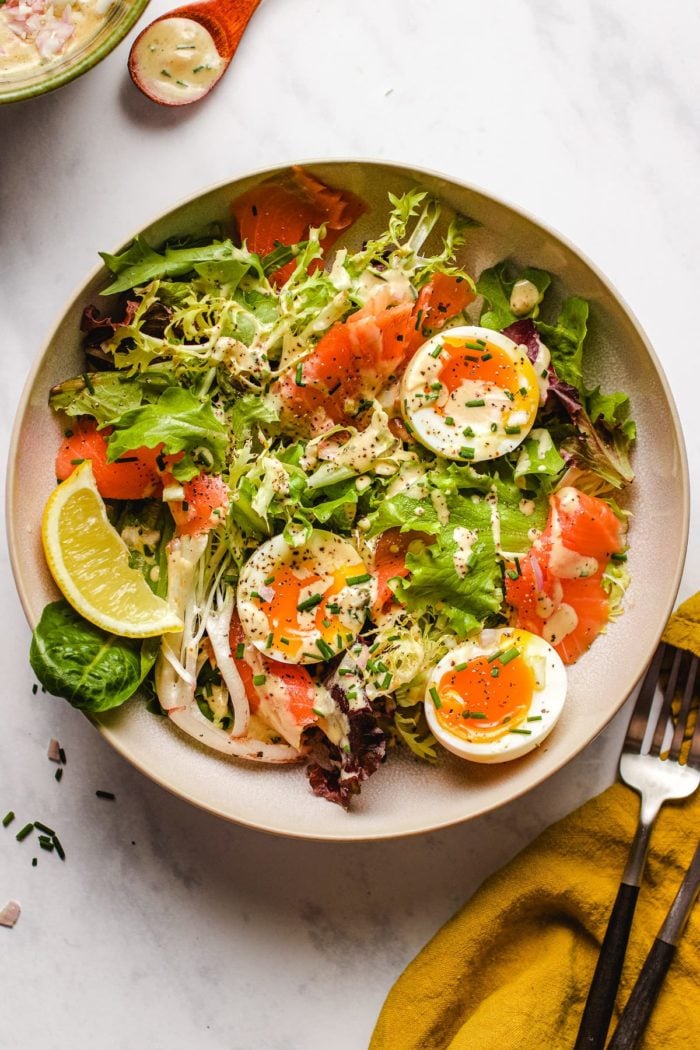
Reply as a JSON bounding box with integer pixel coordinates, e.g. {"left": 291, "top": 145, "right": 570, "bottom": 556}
{"left": 129, "top": 0, "right": 262, "bottom": 106}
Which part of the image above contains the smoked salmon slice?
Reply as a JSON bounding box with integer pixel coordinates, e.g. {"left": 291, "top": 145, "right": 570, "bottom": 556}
{"left": 56, "top": 419, "right": 162, "bottom": 500}
{"left": 228, "top": 612, "right": 318, "bottom": 735}
{"left": 505, "top": 487, "right": 626, "bottom": 664}
{"left": 231, "top": 166, "right": 366, "bottom": 284}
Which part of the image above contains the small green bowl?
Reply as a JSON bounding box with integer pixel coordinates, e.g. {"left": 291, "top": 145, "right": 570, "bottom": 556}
{"left": 0, "top": 0, "right": 150, "bottom": 104}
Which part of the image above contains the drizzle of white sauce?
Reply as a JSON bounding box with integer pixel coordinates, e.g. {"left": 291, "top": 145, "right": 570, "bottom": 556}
{"left": 542, "top": 603, "right": 578, "bottom": 645}
{"left": 510, "top": 279, "right": 540, "bottom": 316}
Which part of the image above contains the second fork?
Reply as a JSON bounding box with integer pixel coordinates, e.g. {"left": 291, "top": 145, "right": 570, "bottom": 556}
{"left": 573, "top": 642, "right": 700, "bottom": 1049}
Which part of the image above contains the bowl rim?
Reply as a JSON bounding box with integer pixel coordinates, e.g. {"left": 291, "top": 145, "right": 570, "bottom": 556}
{"left": 6, "top": 157, "right": 690, "bottom": 840}
{"left": 0, "top": 0, "right": 150, "bottom": 105}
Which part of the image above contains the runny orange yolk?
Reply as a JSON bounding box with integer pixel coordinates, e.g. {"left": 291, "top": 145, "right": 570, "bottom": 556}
{"left": 437, "top": 337, "right": 522, "bottom": 399}
{"left": 254, "top": 562, "right": 366, "bottom": 658}
{"left": 435, "top": 650, "right": 535, "bottom": 743}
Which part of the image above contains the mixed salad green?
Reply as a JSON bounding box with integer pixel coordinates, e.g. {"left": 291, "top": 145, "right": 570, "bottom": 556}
{"left": 30, "top": 180, "right": 635, "bottom": 807}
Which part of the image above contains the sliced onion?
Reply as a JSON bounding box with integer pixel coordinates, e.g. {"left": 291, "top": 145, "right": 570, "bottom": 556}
{"left": 205, "top": 593, "right": 250, "bottom": 738}
{"left": 530, "top": 553, "right": 544, "bottom": 592}
{"left": 168, "top": 705, "right": 302, "bottom": 764}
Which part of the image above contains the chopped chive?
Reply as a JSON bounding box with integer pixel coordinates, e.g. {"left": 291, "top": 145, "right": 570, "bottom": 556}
{"left": 611, "top": 552, "right": 628, "bottom": 562}
{"left": 541, "top": 368, "right": 548, "bottom": 377}
{"left": 312, "top": 707, "right": 326, "bottom": 717}
{"left": 490, "top": 422, "right": 498, "bottom": 432}
{"left": 465, "top": 398, "right": 485, "bottom": 408}
{"left": 509, "top": 728, "right": 532, "bottom": 735}
{"left": 463, "top": 426, "right": 474, "bottom": 438}
{"left": 16, "top": 823, "right": 33, "bottom": 842}
{"left": 514, "top": 557, "right": 521, "bottom": 575}
{"left": 250, "top": 590, "right": 262, "bottom": 600}
{"left": 34, "top": 821, "right": 55, "bottom": 836}
{"left": 430, "top": 344, "right": 443, "bottom": 358}
{"left": 519, "top": 386, "right": 528, "bottom": 396}
{"left": 235, "top": 643, "right": 245, "bottom": 659}
{"left": 52, "top": 836, "right": 65, "bottom": 861}
{"left": 82, "top": 372, "right": 95, "bottom": 394}
{"left": 316, "top": 638, "right": 334, "bottom": 659}
{"left": 38, "top": 834, "right": 53, "bottom": 846}
{"left": 381, "top": 672, "right": 392, "bottom": 689}
{"left": 490, "top": 667, "right": 500, "bottom": 678}
{"left": 2, "top": 811, "right": 14, "bottom": 827}
{"left": 295, "top": 362, "right": 305, "bottom": 386}
{"left": 192, "top": 64, "right": 208, "bottom": 73}
{"left": 462, "top": 711, "right": 487, "bottom": 719}
{"left": 464, "top": 354, "right": 479, "bottom": 362}
{"left": 265, "top": 632, "right": 273, "bottom": 649}
{"left": 466, "top": 551, "right": 478, "bottom": 569}
{"left": 96, "top": 790, "right": 115, "bottom": 800}
{"left": 336, "top": 633, "right": 343, "bottom": 650}
{"left": 346, "top": 573, "right": 372, "bottom": 585}
{"left": 507, "top": 569, "right": 519, "bottom": 580}
{"left": 297, "top": 593, "right": 323, "bottom": 612}
{"left": 455, "top": 662, "right": 468, "bottom": 672}
{"left": 504, "top": 390, "right": 515, "bottom": 401}
{"left": 460, "top": 447, "right": 475, "bottom": 460}
{"left": 264, "top": 575, "right": 275, "bottom": 585}
{"left": 465, "top": 341, "right": 485, "bottom": 351}
{"left": 481, "top": 352, "right": 492, "bottom": 362}
{"left": 498, "top": 647, "right": 520, "bottom": 665}
{"left": 487, "top": 649, "right": 503, "bottom": 663}
{"left": 429, "top": 686, "right": 442, "bottom": 709}
{"left": 59, "top": 747, "right": 66, "bottom": 764}
{"left": 527, "top": 715, "right": 543, "bottom": 722}
{"left": 32, "top": 684, "right": 38, "bottom": 695}
{"left": 280, "top": 637, "right": 290, "bottom": 646}
{"left": 445, "top": 416, "right": 455, "bottom": 426}
{"left": 338, "top": 668, "right": 354, "bottom": 677}
{"left": 504, "top": 425, "right": 521, "bottom": 435}
{"left": 327, "top": 602, "right": 340, "bottom": 614}
{"left": 39, "top": 839, "right": 54, "bottom": 852}
{"left": 322, "top": 619, "right": 331, "bottom": 629}
{"left": 160, "top": 68, "right": 172, "bottom": 78}
{"left": 252, "top": 674, "right": 266, "bottom": 687}
{"left": 70, "top": 458, "right": 84, "bottom": 465}
{"left": 32, "top": 858, "right": 37, "bottom": 867}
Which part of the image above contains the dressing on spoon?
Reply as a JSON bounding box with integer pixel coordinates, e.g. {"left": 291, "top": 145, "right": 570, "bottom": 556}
{"left": 130, "top": 16, "right": 224, "bottom": 104}
{"left": 129, "top": 0, "right": 262, "bottom": 107}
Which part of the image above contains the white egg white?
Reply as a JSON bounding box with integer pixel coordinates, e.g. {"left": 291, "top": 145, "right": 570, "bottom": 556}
{"left": 424, "top": 627, "right": 567, "bottom": 763}
{"left": 236, "top": 529, "right": 374, "bottom": 664}
{"left": 401, "top": 325, "right": 540, "bottom": 462}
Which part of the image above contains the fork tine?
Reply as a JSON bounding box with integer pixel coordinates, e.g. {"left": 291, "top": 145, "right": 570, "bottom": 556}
{"left": 687, "top": 694, "right": 700, "bottom": 770}
{"left": 624, "top": 643, "right": 666, "bottom": 752}
{"left": 649, "top": 646, "right": 683, "bottom": 756}
{"left": 668, "top": 653, "right": 698, "bottom": 761}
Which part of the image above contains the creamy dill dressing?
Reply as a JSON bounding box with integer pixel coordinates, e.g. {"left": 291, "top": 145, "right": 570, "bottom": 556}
{"left": 131, "top": 17, "right": 223, "bottom": 104}
{"left": 0, "top": 0, "right": 110, "bottom": 79}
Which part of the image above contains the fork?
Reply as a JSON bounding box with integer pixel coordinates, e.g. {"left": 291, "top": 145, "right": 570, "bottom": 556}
{"left": 573, "top": 642, "right": 700, "bottom": 1050}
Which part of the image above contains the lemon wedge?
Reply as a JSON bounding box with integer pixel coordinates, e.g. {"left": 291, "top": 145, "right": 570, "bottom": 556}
{"left": 41, "top": 461, "right": 182, "bottom": 638}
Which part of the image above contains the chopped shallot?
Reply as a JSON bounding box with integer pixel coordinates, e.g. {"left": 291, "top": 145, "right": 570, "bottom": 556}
{"left": 0, "top": 900, "right": 21, "bottom": 928}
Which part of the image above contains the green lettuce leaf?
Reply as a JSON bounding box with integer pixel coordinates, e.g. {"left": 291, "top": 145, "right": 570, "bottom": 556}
{"left": 30, "top": 600, "right": 157, "bottom": 712}
{"left": 513, "top": 428, "right": 566, "bottom": 487}
{"left": 100, "top": 237, "right": 259, "bottom": 295}
{"left": 536, "top": 296, "right": 588, "bottom": 389}
{"left": 106, "top": 387, "right": 228, "bottom": 481}
{"left": 49, "top": 371, "right": 170, "bottom": 427}
{"left": 477, "top": 263, "right": 551, "bottom": 330}
{"left": 230, "top": 393, "right": 279, "bottom": 442}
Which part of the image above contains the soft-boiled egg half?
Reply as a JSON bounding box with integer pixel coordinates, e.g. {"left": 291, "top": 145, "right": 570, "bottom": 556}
{"left": 424, "top": 627, "right": 567, "bottom": 763}
{"left": 401, "top": 325, "right": 540, "bottom": 462}
{"left": 236, "top": 529, "right": 374, "bottom": 664}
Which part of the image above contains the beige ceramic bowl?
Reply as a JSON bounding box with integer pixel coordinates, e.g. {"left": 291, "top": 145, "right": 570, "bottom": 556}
{"left": 7, "top": 161, "right": 688, "bottom": 840}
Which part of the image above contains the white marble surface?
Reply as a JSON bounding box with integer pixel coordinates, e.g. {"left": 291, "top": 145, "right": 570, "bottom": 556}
{"left": 1, "top": 1, "right": 699, "bottom": 1047}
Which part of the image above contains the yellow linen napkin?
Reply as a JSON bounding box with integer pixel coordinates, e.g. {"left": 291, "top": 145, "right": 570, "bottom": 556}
{"left": 371, "top": 600, "right": 700, "bottom": 1050}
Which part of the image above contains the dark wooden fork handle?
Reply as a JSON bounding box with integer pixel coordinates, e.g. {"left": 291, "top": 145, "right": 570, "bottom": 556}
{"left": 574, "top": 883, "right": 640, "bottom": 1049}
{"left": 605, "top": 938, "right": 675, "bottom": 1049}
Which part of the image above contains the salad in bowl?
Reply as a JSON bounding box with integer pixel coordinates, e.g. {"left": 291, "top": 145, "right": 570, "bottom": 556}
{"left": 28, "top": 167, "right": 636, "bottom": 810}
